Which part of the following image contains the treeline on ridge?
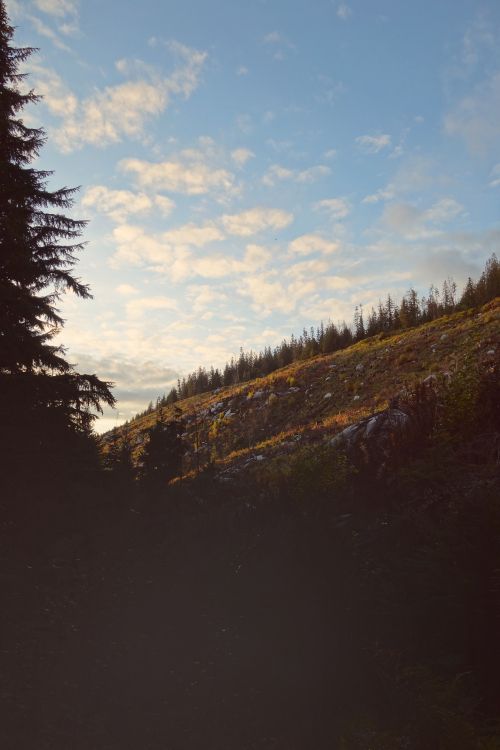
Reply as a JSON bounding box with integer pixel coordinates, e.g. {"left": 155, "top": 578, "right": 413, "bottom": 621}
{"left": 135, "top": 254, "right": 500, "bottom": 419}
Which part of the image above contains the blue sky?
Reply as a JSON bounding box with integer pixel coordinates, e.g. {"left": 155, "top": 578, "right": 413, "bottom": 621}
{"left": 6, "top": 0, "right": 500, "bottom": 431}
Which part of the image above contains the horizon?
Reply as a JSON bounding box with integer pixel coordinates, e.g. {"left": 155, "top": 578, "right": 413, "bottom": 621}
{"left": 6, "top": 0, "right": 500, "bottom": 431}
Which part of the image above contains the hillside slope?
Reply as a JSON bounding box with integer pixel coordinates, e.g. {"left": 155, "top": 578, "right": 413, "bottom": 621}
{"left": 4, "top": 301, "right": 498, "bottom": 750}
{"left": 103, "top": 299, "right": 499, "bottom": 479}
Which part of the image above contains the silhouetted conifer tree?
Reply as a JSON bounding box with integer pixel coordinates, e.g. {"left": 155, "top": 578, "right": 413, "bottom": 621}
{"left": 140, "top": 409, "right": 185, "bottom": 492}
{"left": 0, "top": 2, "right": 114, "bottom": 484}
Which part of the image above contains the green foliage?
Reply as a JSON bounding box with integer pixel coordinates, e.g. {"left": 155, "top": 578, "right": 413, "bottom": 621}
{"left": 257, "top": 443, "right": 356, "bottom": 502}
{"left": 438, "top": 357, "right": 500, "bottom": 441}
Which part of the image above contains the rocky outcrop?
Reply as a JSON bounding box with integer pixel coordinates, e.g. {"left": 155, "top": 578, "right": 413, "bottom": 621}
{"left": 330, "top": 398, "right": 435, "bottom": 477}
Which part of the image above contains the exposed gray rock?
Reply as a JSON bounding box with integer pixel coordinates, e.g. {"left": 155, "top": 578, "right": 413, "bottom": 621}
{"left": 330, "top": 408, "right": 411, "bottom": 450}
{"left": 329, "top": 402, "right": 433, "bottom": 477}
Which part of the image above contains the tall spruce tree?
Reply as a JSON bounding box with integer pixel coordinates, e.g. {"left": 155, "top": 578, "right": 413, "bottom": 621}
{"left": 0, "top": 2, "right": 114, "bottom": 480}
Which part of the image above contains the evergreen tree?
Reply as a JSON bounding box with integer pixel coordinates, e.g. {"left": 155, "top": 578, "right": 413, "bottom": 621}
{"left": 140, "top": 409, "right": 185, "bottom": 491}
{"left": 105, "top": 426, "right": 135, "bottom": 486}
{"left": 0, "top": 3, "right": 114, "bottom": 481}
{"left": 459, "top": 277, "right": 477, "bottom": 309}
{"left": 353, "top": 305, "right": 365, "bottom": 340}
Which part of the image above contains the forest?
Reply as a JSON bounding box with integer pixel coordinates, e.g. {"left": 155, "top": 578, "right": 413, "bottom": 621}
{"left": 139, "top": 254, "right": 499, "bottom": 414}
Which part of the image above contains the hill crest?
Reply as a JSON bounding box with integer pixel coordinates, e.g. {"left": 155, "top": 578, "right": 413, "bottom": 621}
{"left": 102, "top": 299, "right": 499, "bottom": 481}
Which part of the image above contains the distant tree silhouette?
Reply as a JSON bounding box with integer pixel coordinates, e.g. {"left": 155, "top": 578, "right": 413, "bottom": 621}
{"left": 140, "top": 408, "right": 185, "bottom": 491}
{"left": 127, "top": 254, "right": 499, "bottom": 426}
{"left": 0, "top": 2, "right": 114, "bottom": 484}
{"left": 105, "top": 426, "right": 135, "bottom": 487}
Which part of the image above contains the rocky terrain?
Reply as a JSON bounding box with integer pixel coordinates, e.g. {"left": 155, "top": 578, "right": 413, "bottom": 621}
{"left": 104, "top": 299, "right": 499, "bottom": 482}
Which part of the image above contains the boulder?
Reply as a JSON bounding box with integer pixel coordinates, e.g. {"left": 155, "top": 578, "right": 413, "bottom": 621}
{"left": 329, "top": 405, "right": 428, "bottom": 477}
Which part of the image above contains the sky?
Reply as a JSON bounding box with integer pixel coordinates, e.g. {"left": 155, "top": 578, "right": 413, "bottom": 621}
{"left": 6, "top": 0, "right": 500, "bottom": 431}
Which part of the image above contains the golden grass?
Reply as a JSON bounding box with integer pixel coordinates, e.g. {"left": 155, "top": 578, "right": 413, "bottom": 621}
{"left": 103, "top": 299, "right": 500, "bottom": 479}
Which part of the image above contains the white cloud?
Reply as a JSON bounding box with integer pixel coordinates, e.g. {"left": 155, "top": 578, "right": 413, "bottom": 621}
{"left": 70, "top": 353, "right": 180, "bottom": 430}
{"left": 221, "top": 207, "right": 293, "bottom": 236}
{"left": 444, "top": 72, "right": 500, "bottom": 155}
{"left": 266, "top": 138, "right": 293, "bottom": 153}
{"left": 126, "top": 296, "right": 178, "bottom": 319}
{"left": 314, "top": 198, "right": 351, "bottom": 219}
{"left": 116, "top": 284, "right": 139, "bottom": 296}
{"left": 389, "top": 145, "right": 404, "bottom": 159}
{"left": 424, "top": 197, "right": 464, "bottom": 224}
{"left": 236, "top": 114, "right": 253, "bottom": 134}
{"left": 28, "top": 15, "right": 72, "bottom": 51}
{"left": 381, "top": 198, "right": 464, "bottom": 240}
{"left": 262, "top": 164, "right": 293, "bottom": 185}
{"left": 285, "top": 259, "right": 329, "bottom": 279}
{"left": 231, "top": 147, "right": 255, "bottom": 167}
{"left": 323, "top": 275, "right": 352, "bottom": 290}
{"left": 236, "top": 65, "right": 248, "bottom": 76}
{"left": 4, "top": 0, "right": 21, "bottom": 18}
{"left": 490, "top": 164, "right": 500, "bottom": 188}
{"left": 29, "top": 64, "right": 78, "bottom": 117}
{"left": 324, "top": 149, "right": 337, "bottom": 160}
{"left": 82, "top": 185, "right": 175, "bottom": 223}
{"left": 296, "top": 165, "right": 332, "bottom": 183}
{"left": 37, "top": 43, "right": 207, "bottom": 152}
{"left": 108, "top": 214, "right": 278, "bottom": 284}
{"left": 120, "top": 156, "right": 234, "bottom": 196}
{"left": 263, "top": 31, "right": 283, "bottom": 44}
{"left": 109, "top": 222, "right": 220, "bottom": 278}
{"left": 362, "top": 156, "right": 440, "bottom": 204}
{"left": 241, "top": 276, "right": 295, "bottom": 315}
{"left": 240, "top": 266, "right": 329, "bottom": 316}
{"left": 163, "top": 222, "right": 224, "bottom": 248}
{"left": 245, "top": 243, "right": 271, "bottom": 267}
{"left": 288, "top": 234, "right": 339, "bottom": 256}
{"left": 187, "top": 285, "right": 227, "bottom": 314}
{"left": 362, "top": 186, "right": 396, "bottom": 204}
{"left": 110, "top": 224, "right": 171, "bottom": 269}
{"left": 337, "top": 4, "right": 352, "bottom": 20}
{"left": 461, "top": 14, "right": 495, "bottom": 68}
{"left": 262, "top": 163, "right": 331, "bottom": 187}
{"left": 190, "top": 256, "right": 239, "bottom": 279}
{"left": 33, "top": 0, "right": 77, "bottom": 16}
{"left": 356, "top": 133, "right": 392, "bottom": 154}
{"left": 262, "top": 30, "right": 295, "bottom": 61}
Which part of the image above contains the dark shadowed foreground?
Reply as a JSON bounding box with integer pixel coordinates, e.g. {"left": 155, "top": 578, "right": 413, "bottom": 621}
{"left": 2, "top": 443, "right": 500, "bottom": 750}
{"left": 2, "top": 492, "right": 357, "bottom": 750}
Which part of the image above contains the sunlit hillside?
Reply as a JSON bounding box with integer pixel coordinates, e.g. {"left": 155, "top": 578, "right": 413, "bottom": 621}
{"left": 104, "top": 298, "right": 500, "bottom": 481}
